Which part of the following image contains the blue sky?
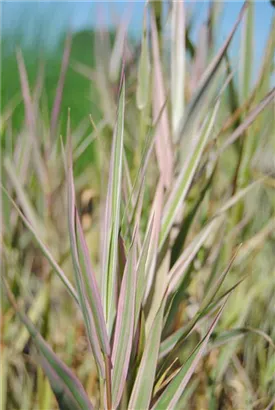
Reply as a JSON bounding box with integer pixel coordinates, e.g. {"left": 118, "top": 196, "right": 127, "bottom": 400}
{"left": 1, "top": 1, "right": 274, "bottom": 76}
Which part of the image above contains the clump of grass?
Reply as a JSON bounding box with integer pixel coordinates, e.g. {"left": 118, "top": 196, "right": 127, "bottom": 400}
{"left": 2, "top": 1, "right": 275, "bottom": 409}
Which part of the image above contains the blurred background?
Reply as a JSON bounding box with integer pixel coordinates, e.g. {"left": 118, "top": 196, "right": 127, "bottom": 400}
{"left": 1, "top": 1, "right": 274, "bottom": 139}
{"left": 1, "top": 1, "right": 275, "bottom": 410}
{"left": 2, "top": 1, "right": 274, "bottom": 116}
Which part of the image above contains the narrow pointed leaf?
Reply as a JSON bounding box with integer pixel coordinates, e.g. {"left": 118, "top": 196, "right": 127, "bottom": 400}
{"left": 160, "top": 100, "right": 220, "bottom": 251}
{"left": 121, "top": 98, "right": 168, "bottom": 235}
{"left": 151, "top": 304, "right": 226, "bottom": 410}
{"left": 0, "top": 95, "right": 21, "bottom": 133}
{"left": 177, "top": 3, "right": 248, "bottom": 141}
{"left": 207, "top": 327, "right": 275, "bottom": 353}
{"left": 67, "top": 119, "right": 105, "bottom": 378}
{"left": 167, "top": 177, "right": 259, "bottom": 295}
{"left": 3, "top": 282, "right": 93, "bottom": 410}
{"left": 160, "top": 255, "right": 244, "bottom": 362}
{"left": 109, "top": 10, "right": 131, "bottom": 82}
{"left": 151, "top": 10, "right": 173, "bottom": 188}
{"left": 170, "top": 168, "right": 215, "bottom": 267}
{"left": 2, "top": 187, "right": 78, "bottom": 304}
{"left": 16, "top": 49, "right": 48, "bottom": 189}
{"left": 101, "top": 78, "right": 125, "bottom": 333}
{"left": 171, "top": 0, "right": 185, "bottom": 139}
{"left": 128, "top": 297, "right": 166, "bottom": 410}
{"left": 134, "top": 215, "right": 155, "bottom": 329}
{"left": 168, "top": 217, "right": 222, "bottom": 294}
{"left": 111, "top": 242, "right": 137, "bottom": 408}
{"left": 76, "top": 213, "right": 110, "bottom": 356}
{"left": 4, "top": 157, "right": 45, "bottom": 237}
{"left": 121, "top": 110, "right": 160, "bottom": 231}
{"left": 39, "top": 356, "right": 88, "bottom": 410}
{"left": 199, "top": 246, "right": 241, "bottom": 312}
{"left": 217, "top": 178, "right": 262, "bottom": 215}
{"left": 220, "top": 87, "right": 275, "bottom": 153}
{"left": 239, "top": 1, "right": 254, "bottom": 103}
{"left": 50, "top": 33, "right": 72, "bottom": 138}
{"left": 144, "top": 179, "right": 164, "bottom": 301}
{"left": 136, "top": 10, "right": 150, "bottom": 109}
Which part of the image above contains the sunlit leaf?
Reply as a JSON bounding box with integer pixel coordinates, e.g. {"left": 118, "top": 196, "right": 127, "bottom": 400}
{"left": 101, "top": 77, "right": 125, "bottom": 334}
{"left": 111, "top": 241, "right": 137, "bottom": 408}
{"left": 128, "top": 296, "right": 166, "bottom": 410}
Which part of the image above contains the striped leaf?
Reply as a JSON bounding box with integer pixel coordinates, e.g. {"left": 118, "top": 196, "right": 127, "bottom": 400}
{"left": 111, "top": 241, "right": 137, "bottom": 408}
{"left": 101, "top": 78, "right": 125, "bottom": 334}
{"left": 3, "top": 281, "right": 93, "bottom": 410}
{"left": 50, "top": 33, "right": 72, "bottom": 138}
{"left": 220, "top": 87, "right": 275, "bottom": 153}
{"left": 136, "top": 10, "right": 150, "bottom": 110}
{"left": 134, "top": 215, "right": 154, "bottom": 329}
{"left": 66, "top": 118, "right": 105, "bottom": 378}
{"left": 128, "top": 296, "right": 166, "bottom": 410}
{"left": 171, "top": 0, "right": 185, "bottom": 139}
{"left": 151, "top": 304, "right": 226, "bottom": 409}
{"left": 16, "top": 49, "right": 49, "bottom": 190}
{"left": 167, "top": 178, "right": 260, "bottom": 295}
{"left": 176, "top": 3, "right": 248, "bottom": 141}
{"left": 160, "top": 100, "right": 220, "bottom": 250}
{"left": 109, "top": 9, "right": 131, "bottom": 82}
{"left": 151, "top": 9, "right": 173, "bottom": 188}
{"left": 2, "top": 187, "right": 78, "bottom": 304}
{"left": 76, "top": 213, "right": 110, "bottom": 357}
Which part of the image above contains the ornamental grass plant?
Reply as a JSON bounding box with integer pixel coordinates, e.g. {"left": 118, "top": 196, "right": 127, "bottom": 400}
{"left": 1, "top": 2, "right": 275, "bottom": 409}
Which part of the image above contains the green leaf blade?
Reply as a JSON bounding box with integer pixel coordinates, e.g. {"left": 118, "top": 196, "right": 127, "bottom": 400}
{"left": 128, "top": 297, "right": 166, "bottom": 410}
{"left": 111, "top": 242, "right": 137, "bottom": 408}
{"left": 101, "top": 78, "right": 125, "bottom": 334}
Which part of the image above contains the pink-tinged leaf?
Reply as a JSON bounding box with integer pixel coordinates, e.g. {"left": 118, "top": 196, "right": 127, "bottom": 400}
{"left": 121, "top": 119, "right": 157, "bottom": 233}
{"left": 2, "top": 186, "right": 78, "bottom": 304}
{"left": 160, "top": 101, "right": 220, "bottom": 251}
{"left": 239, "top": 2, "right": 254, "bottom": 104}
{"left": 66, "top": 114, "right": 105, "bottom": 378}
{"left": 220, "top": 87, "right": 275, "bottom": 153}
{"left": 16, "top": 49, "right": 48, "bottom": 189}
{"left": 136, "top": 9, "right": 150, "bottom": 110}
{"left": 190, "top": 23, "right": 208, "bottom": 93}
{"left": 50, "top": 33, "right": 72, "bottom": 138}
{"left": 143, "top": 178, "right": 164, "bottom": 301}
{"left": 76, "top": 213, "right": 110, "bottom": 357}
{"left": 160, "top": 248, "right": 245, "bottom": 363}
{"left": 151, "top": 10, "right": 173, "bottom": 188}
{"left": 199, "top": 245, "right": 241, "bottom": 313}
{"left": 151, "top": 303, "right": 226, "bottom": 409}
{"left": 171, "top": 0, "right": 185, "bottom": 139}
{"left": 101, "top": 77, "right": 125, "bottom": 335}
{"left": 3, "top": 280, "right": 93, "bottom": 410}
{"left": 39, "top": 357, "right": 91, "bottom": 410}
{"left": 167, "top": 177, "right": 259, "bottom": 295}
{"left": 128, "top": 296, "right": 167, "bottom": 410}
{"left": 109, "top": 7, "right": 132, "bottom": 82}
{"left": 121, "top": 99, "right": 168, "bottom": 235}
{"left": 111, "top": 241, "right": 137, "bottom": 408}
{"left": 122, "top": 150, "right": 133, "bottom": 209}
{"left": 4, "top": 157, "right": 45, "bottom": 237}
{"left": 134, "top": 215, "right": 155, "bottom": 330}
{"left": 159, "top": 285, "right": 242, "bottom": 365}
{"left": 121, "top": 149, "right": 144, "bottom": 245}
{"left": 168, "top": 217, "right": 222, "bottom": 294}
{"left": 177, "top": 2, "right": 248, "bottom": 141}
{"left": 33, "top": 60, "right": 45, "bottom": 106}
{"left": 16, "top": 49, "right": 35, "bottom": 136}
